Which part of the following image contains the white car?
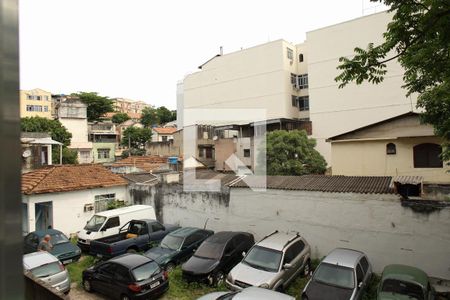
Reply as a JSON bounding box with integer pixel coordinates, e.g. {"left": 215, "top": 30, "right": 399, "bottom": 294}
{"left": 23, "top": 251, "right": 71, "bottom": 294}
{"left": 197, "top": 286, "right": 295, "bottom": 300}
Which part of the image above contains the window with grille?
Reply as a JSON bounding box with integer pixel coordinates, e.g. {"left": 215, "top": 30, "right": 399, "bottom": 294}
{"left": 413, "top": 143, "right": 443, "bottom": 168}
{"left": 97, "top": 149, "right": 110, "bottom": 159}
{"left": 298, "top": 96, "right": 309, "bottom": 111}
{"left": 287, "top": 47, "right": 293, "bottom": 60}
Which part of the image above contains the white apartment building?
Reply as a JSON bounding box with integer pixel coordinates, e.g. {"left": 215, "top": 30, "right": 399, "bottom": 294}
{"left": 178, "top": 11, "right": 416, "bottom": 164}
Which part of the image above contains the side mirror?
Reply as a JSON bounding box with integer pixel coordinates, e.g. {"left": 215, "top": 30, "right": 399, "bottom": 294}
{"left": 283, "top": 263, "right": 293, "bottom": 269}
{"left": 358, "top": 282, "right": 363, "bottom": 289}
{"left": 242, "top": 251, "right": 246, "bottom": 257}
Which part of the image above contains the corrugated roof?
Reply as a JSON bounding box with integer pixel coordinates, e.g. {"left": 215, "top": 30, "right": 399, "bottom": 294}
{"left": 182, "top": 170, "right": 241, "bottom": 186}
{"left": 22, "top": 164, "right": 128, "bottom": 195}
{"left": 228, "top": 175, "right": 394, "bottom": 194}
{"left": 122, "top": 172, "right": 159, "bottom": 184}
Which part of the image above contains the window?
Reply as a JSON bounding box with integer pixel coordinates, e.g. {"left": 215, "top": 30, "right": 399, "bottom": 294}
{"left": 287, "top": 47, "right": 293, "bottom": 60}
{"left": 283, "top": 246, "right": 296, "bottom": 264}
{"left": 298, "top": 96, "right": 309, "bottom": 111}
{"left": 243, "top": 149, "right": 250, "bottom": 157}
{"left": 43, "top": 106, "right": 48, "bottom": 112}
{"left": 36, "top": 96, "right": 41, "bottom": 101}
{"left": 26, "top": 105, "right": 43, "bottom": 112}
{"left": 151, "top": 222, "right": 164, "bottom": 232}
{"left": 114, "top": 265, "right": 132, "bottom": 282}
{"left": 205, "top": 147, "right": 213, "bottom": 159}
{"left": 161, "top": 135, "right": 168, "bottom": 142}
{"left": 26, "top": 234, "right": 39, "bottom": 247}
{"left": 297, "top": 74, "right": 308, "bottom": 89}
{"left": 97, "top": 263, "right": 116, "bottom": 276}
{"left": 94, "top": 193, "right": 116, "bottom": 212}
{"left": 27, "top": 95, "right": 33, "bottom": 100}
{"left": 292, "top": 95, "right": 297, "bottom": 107}
{"left": 290, "top": 73, "right": 297, "bottom": 85}
{"left": 80, "top": 151, "right": 91, "bottom": 159}
{"left": 284, "top": 240, "right": 305, "bottom": 264}
{"left": 299, "top": 53, "right": 304, "bottom": 62}
{"left": 103, "top": 217, "right": 120, "bottom": 229}
{"left": 97, "top": 148, "right": 110, "bottom": 159}
{"left": 386, "top": 143, "right": 396, "bottom": 155}
{"left": 359, "top": 256, "right": 369, "bottom": 273}
{"left": 413, "top": 143, "right": 443, "bottom": 168}
{"left": 356, "top": 264, "right": 364, "bottom": 284}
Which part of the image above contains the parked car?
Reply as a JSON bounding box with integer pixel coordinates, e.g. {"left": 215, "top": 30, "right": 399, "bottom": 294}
{"left": 226, "top": 230, "right": 311, "bottom": 292}
{"left": 182, "top": 231, "right": 255, "bottom": 286}
{"left": 23, "top": 229, "right": 81, "bottom": 264}
{"left": 77, "top": 205, "right": 156, "bottom": 251}
{"left": 144, "top": 227, "right": 214, "bottom": 271}
{"left": 23, "top": 251, "right": 71, "bottom": 294}
{"left": 197, "top": 286, "right": 295, "bottom": 300}
{"left": 377, "top": 264, "right": 435, "bottom": 300}
{"left": 82, "top": 253, "right": 169, "bottom": 300}
{"left": 302, "top": 248, "right": 372, "bottom": 300}
{"left": 89, "top": 219, "right": 178, "bottom": 259}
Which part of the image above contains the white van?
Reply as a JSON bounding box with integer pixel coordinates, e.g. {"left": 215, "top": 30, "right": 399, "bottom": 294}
{"left": 77, "top": 205, "right": 155, "bottom": 251}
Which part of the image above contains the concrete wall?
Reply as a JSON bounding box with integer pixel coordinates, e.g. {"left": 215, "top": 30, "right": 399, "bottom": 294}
{"left": 92, "top": 142, "right": 116, "bottom": 163}
{"left": 59, "top": 118, "right": 89, "bottom": 145}
{"left": 307, "top": 12, "right": 417, "bottom": 162}
{"left": 129, "top": 184, "right": 450, "bottom": 279}
{"left": 23, "top": 185, "right": 128, "bottom": 236}
{"left": 331, "top": 137, "right": 450, "bottom": 183}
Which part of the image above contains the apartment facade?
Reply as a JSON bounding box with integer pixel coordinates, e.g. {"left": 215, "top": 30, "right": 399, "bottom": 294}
{"left": 113, "top": 98, "right": 150, "bottom": 114}
{"left": 180, "top": 39, "right": 310, "bottom": 126}
{"left": 20, "top": 88, "right": 52, "bottom": 119}
{"left": 88, "top": 122, "right": 117, "bottom": 163}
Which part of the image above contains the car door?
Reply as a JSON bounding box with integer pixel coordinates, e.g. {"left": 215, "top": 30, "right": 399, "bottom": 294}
{"left": 178, "top": 232, "right": 203, "bottom": 262}
{"left": 111, "top": 264, "right": 133, "bottom": 298}
{"left": 281, "top": 243, "right": 297, "bottom": 284}
{"left": 92, "top": 262, "right": 117, "bottom": 295}
{"left": 221, "top": 239, "right": 236, "bottom": 272}
{"left": 227, "top": 235, "right": 245, "bottom": 271}
{"left": 24, "top": 233, "right": 39, "bottom": 253}
{"left": 354, "top": 263, "right": 365, "bottom": 300}
{"left": 99, "top": 216, "right": 120, "bottom": 239}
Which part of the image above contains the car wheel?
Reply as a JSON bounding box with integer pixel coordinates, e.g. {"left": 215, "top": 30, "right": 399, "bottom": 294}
{"left": 214, "top": 271, "right": 225, "bottom": 286}
{"left": 83, "top": 279, "right": 92, "bottom": 292}
{"left": 302, "top": 259, "right": 311, "bottom": 277}
{"left": 126, "top": 248, "right": 137, "bottom": 254}
{"left": 165, "top": 263, "right": 175, "bottom": 272}
{"left": 120, "top": 294, "right": 130, "bottom": 300}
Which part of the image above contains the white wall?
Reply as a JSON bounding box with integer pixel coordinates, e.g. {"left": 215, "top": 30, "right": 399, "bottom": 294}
{"left": 139, "top": 186, "right": 450, "bottom": 279}
{"left": 23, "top": 185, "right": 128, "bottom": 236}
{"left": 307, "top": 12, "right": 418, "bottom": 162}
{"left": 59, "top": 118, "right": 89, "bottom": 145}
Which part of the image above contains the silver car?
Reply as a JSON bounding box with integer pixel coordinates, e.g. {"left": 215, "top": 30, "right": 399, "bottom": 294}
{"left": 226, "top": 230, "right": 311, "bottom": 292}
{"left": 23, "top": 251, "right": 71, "bottom": 294}
{"left": 302, "top": 248, "right": 372, "bottom": 300}
{"left": 197, "top": 286, "right": 295, "bottom": 300}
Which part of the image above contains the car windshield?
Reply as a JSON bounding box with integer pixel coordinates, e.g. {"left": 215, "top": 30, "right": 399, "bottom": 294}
{"left": 132, "top": 261, "right": 161, "bottom": 282}
{"left": 84, "top": 215, "right": 106, "bottom": 232}
{"left": 242, "top": 245, "right": 282, "bottom": 272}
{"left": 194, "top": 241, "right": 224, "bottom": 260}
{"left": 30, "top": 262, "right": 62, "bottom": 278}
{"left": 160, "top": 235, "right": 183, "bottom": 251}
{"left": 50, "top": 233, "right": 69, "bottom": 245}
{"left": 314, "top": 263, "right": 355, "bottom": 289}
{"left": 381, "top": 279, "right": 424, "bottom": 300}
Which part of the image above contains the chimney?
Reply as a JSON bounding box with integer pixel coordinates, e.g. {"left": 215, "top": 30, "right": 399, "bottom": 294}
{"left": 219, "top": 46, "right": 223, "bottom": 56}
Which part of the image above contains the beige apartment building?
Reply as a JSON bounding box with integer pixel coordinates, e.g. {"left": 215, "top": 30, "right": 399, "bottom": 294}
{"left": 113, "top": 98, "right": 150, "bottom": 114}
{"left": 179, "top": 11, "right": 419, "bottom": 167}
{"left": 20, "top": 88, "right": 53, "bottom": 119}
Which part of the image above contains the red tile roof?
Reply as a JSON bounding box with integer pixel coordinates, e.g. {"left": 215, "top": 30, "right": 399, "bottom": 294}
{"left": 153, "top": 127, "right": 177, "bottom": 134}
{"left": 104, "top": 112, "right": 142, "bottom": 120}
{"left": 22, "top": 164, "right": 128, "bottom": 195}
{"left": 110, "top": 156, "right": 168, "bottom": 172}
{"left": 228, "top": 175, "right": 395, "bottom": 194}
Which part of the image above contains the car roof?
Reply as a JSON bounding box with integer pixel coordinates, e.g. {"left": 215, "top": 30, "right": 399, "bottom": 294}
{"left": 23, "top": 252, "right": 59, "bottom": 270}
{"left": 31, "top": 229, "right": 63, "bottom": 237}
{"left": 235, "top": 287, "right": 295, "bottom": 300}
{"left": 257, "top": 232, "right": 301, "bottom": 251}
{"left": 322, "top": 248, "right": 365, "bottom": 268}
{"left": 205, "top": 231, "right": 249, "bottom": 244}
{"left": 109, "top": 253, "right": 152, "bottom": 269}
{"left": 169, "top": 227, "right": 205, "bottom": 238}
{"left": 93, "top": 205, "right": 153, "bottom": 217}
{"left": 381, "top": 264, "right": 429, "bottom": 287}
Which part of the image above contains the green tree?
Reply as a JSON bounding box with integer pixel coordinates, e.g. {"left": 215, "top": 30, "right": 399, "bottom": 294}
{"left": 72, "top": 92, "right": 114, "bottom": 122}
{"left": 111, "top": 112, "right": 130, "bottom": 124}
{"left": 156, "top": 106, "right": 175, "bottom": 124}
{"left": 21, "top": 117, "right": 77, "bottom": 164}
{"left": 264, "top": 130, "right": 326, "bottom": 176}
{"left": 140, "top": 107, "right": 159, "bottom": 127}
{"left": 121, "top": 127, "right": 152, "bottom": 149}
{"left": 335, "top": 0, "right": 450, "bottom": 159}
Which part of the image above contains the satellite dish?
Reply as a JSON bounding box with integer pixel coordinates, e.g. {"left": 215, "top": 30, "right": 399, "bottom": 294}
{"left": 22, "top": 149, "right": 32, "bottom": 158}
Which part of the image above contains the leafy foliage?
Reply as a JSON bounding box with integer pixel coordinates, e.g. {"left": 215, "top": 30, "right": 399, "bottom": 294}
{"left": 156, "top": 106, "right": 177, "bottom": 124}
{"left": 21, "top": 117, "right": 78, "bottom": 164}
{"left": 335, "top": 0, "right": 450, "bottom": 159}
{"left": 121, "top": 148, "right": 146, "bottom": 158}
{"left": 264, "top": 130, "right": 327, "bottom": 176}
{"left": 121, "top": 126, "right": 152, "bottom": 149}
{"left": 72, "top": 92, "right": 114, "bottom": 122}
{"left": 140, "top": 106, "right": 159, "bottom": 127}
{"left": 111, "top": 112, "right": 130, "bottom": 124}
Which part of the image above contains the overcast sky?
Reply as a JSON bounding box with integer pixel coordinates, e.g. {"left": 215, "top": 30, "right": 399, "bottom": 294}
{"left": 19, "top": 0, "right": 387, "bottom": 109}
